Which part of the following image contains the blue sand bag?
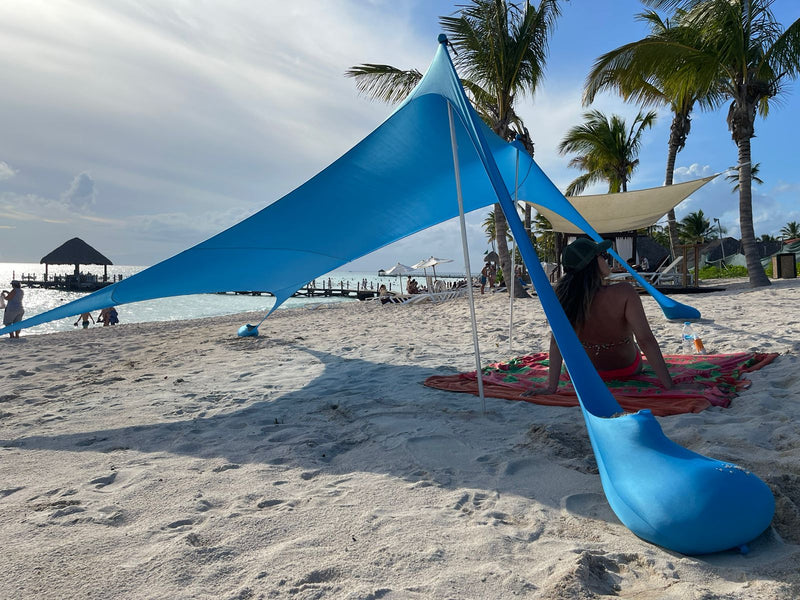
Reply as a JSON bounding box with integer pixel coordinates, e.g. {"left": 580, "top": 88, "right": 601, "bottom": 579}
{"left": 237, "top": 324, "right": 259, "bottom": 337}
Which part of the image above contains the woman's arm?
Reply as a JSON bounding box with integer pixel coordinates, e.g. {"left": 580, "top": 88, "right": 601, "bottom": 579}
{"left": 623, "top": 286, "right": 674, "bottom": 390}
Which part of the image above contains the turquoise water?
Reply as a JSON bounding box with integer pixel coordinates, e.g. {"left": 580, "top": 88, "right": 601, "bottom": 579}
{"left": 0, "top": 262, "right": 464, "bottom": 336}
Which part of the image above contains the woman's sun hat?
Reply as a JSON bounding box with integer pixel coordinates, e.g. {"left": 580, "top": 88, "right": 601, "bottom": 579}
{"left": 562, "top": 238, "right": 612, "bottom": 272}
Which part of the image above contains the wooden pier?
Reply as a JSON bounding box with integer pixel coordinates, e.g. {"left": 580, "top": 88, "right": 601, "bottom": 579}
{"left": 17, "top": 274, "right": 123, "bottom": 292}
{"left": 19, "top": 272, "right": 466, "bottom": 301}
{"left": 222, "top": 287, "right": 381, "bottom": 300}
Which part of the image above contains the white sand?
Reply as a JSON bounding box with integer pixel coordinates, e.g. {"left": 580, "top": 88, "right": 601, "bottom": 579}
{"left": 1, "top": 278, "right": 800, "bottom": 599}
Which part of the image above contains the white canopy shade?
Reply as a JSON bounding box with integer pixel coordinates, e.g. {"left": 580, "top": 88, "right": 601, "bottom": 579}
{"left": 528, "top": 175, "right": 717, "bottom": 234}
{"left": 383, "top": 262, "right": 416, "bottom": 275}
{"left": 412, "top": 256, "right": 453, "bottom": 269}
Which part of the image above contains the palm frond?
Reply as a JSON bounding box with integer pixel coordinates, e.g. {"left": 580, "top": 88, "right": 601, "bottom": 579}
{"left": 344, "top": 64, "right": 423, "bottom": 104}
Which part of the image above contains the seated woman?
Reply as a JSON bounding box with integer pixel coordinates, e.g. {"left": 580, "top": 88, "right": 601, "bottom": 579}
{"left": 378, "top": 284, "right": 391, "bottom": 304}
{"left": 527, "top": 238, "right": 673, "bottom": 395}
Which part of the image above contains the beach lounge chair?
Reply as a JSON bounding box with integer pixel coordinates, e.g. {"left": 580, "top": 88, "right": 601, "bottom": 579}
{"left": 606, "top": 256, "right": 684, "bottom": 286}
{"left": 399, "top": 284, "right": 467, "bottom": 305}
{"left": 646, "top": 256, "right": 684, "bottom": 285}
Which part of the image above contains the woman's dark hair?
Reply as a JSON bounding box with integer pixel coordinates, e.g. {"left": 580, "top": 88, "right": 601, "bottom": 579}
{"left": 554, "top": 256, "right": 604, "bottom": 332}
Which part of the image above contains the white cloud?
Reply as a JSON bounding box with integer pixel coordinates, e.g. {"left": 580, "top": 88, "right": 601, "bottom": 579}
{"left": 60, "top": 172, "right": 97, "bottom": 211}
{"left": 0, "top": 161, "right": 16, "bottom": 180}
{"left": 0, "top": 192, "right": 72, "bottom": 224}
{"left": 673, "top": 163, "right": 715, "bottom": 182}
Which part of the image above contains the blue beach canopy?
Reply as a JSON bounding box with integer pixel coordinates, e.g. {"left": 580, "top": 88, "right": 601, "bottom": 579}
{"left": 2, "top": 37, "right": 773, "bottom": 555}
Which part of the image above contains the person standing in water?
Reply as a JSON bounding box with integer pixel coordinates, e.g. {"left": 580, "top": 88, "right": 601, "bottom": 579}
{"left": 74, "top": 312, "right": 96, "bottom": 329}
{"left": 2, "top": 280, "right": 24, "bottom": 339}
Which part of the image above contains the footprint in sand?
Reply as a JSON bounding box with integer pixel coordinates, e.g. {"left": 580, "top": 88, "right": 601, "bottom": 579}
{"left": 257, "top": 498, "right": 284, "bottom": 509}
{"left": 89, "top": 473, "right": 117, "bottom": 488}
{"left": 0, "top": 486, "right": 24, "bottom": 498}
{"left": 212, "top": 463, "right": 241, "bottom": 473}
{"left": 8, "top": 370, "right": 36, "bottom": 378}
{"left": 165, "top": 518, "right": 196, "bottom": 529}
{"left": 195, "top": 498, "right": 214, "bottom": 512}
{"left": 453, "top": 491, "right": 491, "bottom": 515}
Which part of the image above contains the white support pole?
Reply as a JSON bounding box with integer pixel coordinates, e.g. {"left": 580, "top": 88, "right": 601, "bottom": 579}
{"left": 448, "top": 103, "right": 485, "bottom": 412}
{"left": 509, "top": 148, "right": 519, "bottom": 355}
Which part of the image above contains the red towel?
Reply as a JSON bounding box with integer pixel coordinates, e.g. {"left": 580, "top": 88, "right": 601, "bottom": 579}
{"left": 424, "top": 352, "right": 778, "bottom": 417}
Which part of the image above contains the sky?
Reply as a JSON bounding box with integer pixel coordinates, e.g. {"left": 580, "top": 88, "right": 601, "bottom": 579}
{"left": 0, "top": 0, "right": 798, "bottom": 272}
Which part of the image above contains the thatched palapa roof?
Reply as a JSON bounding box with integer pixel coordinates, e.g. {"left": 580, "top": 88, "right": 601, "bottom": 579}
{"left": 40, "top": 237, "right": 113, "bottom": 266}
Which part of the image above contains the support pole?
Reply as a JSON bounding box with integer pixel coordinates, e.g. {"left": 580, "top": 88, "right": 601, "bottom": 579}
{"left": 448, "top": 103, "right": 485, "bottom": 412}
{"left": 509, "top": 147, "right": 519, "bottom": 355}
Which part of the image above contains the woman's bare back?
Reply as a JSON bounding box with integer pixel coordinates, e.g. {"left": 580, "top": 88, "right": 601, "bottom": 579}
{"left": 578, "top": 283, "right": 639, "bottom": 371}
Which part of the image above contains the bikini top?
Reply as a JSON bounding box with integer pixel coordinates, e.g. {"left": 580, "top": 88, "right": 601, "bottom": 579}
{"left": 581, "top": 335, "right": 632, "bottom": 357}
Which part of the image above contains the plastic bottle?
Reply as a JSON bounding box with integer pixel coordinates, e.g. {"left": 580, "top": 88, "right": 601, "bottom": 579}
{"left": 682, "top": 322, "right": 695, "bottom": 354}
{"left": 693, "top": 333, "right": 706, "bottom": 354}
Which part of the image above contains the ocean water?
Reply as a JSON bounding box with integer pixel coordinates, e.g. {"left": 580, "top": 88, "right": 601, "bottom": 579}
{"left": 0, "top": 262, "right": 464, "bottom": 336}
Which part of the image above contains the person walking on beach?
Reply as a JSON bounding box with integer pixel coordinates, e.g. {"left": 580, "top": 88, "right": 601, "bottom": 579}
{"left": 480, "top": 263, "right": 492, "bottom": 294}
{"left": 74, "top": 312, "right": 95, "bottom": 329}
{"left": 525, "top": 238, "right": 673, "bottom": 395}
{"left": 2, "top": 280, "right": 24, "bottom": 339}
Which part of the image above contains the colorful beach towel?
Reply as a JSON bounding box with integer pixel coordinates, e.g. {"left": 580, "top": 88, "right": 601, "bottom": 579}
{"left": 424, "top": 352, "right": 778, "bottom": 416}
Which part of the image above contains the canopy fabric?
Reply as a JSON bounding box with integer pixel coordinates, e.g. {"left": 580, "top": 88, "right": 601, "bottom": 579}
{"left": 530, "top": 176, "right": 717, "bottom": 234}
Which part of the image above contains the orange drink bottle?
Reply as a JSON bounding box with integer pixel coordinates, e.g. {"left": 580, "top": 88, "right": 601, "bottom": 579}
{"left": 693, "top": 337, "right": 706, "bottom": 354}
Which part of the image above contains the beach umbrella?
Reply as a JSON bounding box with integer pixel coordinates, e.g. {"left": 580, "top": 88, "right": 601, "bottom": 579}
{"left": 383, "top": 262, "right": 415, "bottom": 294}
{"left": 412, "top": 256, "right": 453, "bottom": 279}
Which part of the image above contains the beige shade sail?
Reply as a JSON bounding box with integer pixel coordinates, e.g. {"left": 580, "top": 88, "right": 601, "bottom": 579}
{"left": 527, "top": 175, "right": 717, "bottom": 234}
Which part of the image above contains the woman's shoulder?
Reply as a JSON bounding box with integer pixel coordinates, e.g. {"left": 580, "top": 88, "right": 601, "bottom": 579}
{"left": 602, "top": 281, "right": 636, "bottom": 293}
{"left": 601, "top": 281, "right": 639, "bottom": 299}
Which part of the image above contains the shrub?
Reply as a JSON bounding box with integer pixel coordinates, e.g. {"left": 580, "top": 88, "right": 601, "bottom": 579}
{"left": 698, "top": 265, "right": 749, "bottom": 279}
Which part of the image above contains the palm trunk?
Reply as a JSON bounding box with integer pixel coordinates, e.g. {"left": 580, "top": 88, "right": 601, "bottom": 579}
{"left": 494, "top": 120, "right": 529, "bottom": 298}
{"left": 494, "top": 202, "right": 527, "bottom": 297}
{"left": 737, "top": 139, "right": 770, "bottom": 287}
{"left": 524, "top": 203, "right": 532, "bottom": 238}
{"left": 664, "top": 141, "right": 681, "bottom": 259}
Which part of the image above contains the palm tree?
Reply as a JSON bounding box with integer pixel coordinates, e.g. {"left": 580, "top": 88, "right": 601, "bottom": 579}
{"left": 558, "top": 109, "right": 657, "bottom": 195}
{"left": 725, "top": 162, "right": 763, "bottom": 192}
{"left": 643, "top": 0, "right": 800, "bottom": 287}
{"left": 346, "top": 0, "right": 564, "bottom": 297}
{"left": 583, "top": 9, "right": 721, "bottom": 259}
{"left": 532, "top": 212, "right": 556, "bottom": 262}
{"left": 482, "top": 209, "right": 513, "bottom": 248}
{"left": 780, "top": 221, "right": 800, "bottom": 239}
{"left": 678, "top": 209, "right": 714, "bottom": 243}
